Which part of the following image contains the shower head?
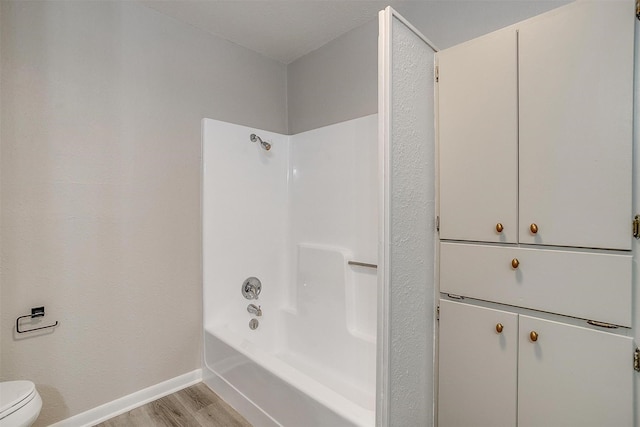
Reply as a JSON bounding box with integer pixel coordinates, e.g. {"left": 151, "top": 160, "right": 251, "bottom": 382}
{"left": 250, "top": 133, "right": 271, "bottom": 151}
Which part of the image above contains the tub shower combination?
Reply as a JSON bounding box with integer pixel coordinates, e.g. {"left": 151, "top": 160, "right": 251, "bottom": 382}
{"left": 202, "top": 116, "right": 378, "bottom": 426}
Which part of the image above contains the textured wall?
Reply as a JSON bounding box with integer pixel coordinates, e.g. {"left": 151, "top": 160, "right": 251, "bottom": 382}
{"left": 0, "top": 1, "right": 286, "bottom": 425}
{"left": 388, "top": 16, "right": 436, "bottom": 426}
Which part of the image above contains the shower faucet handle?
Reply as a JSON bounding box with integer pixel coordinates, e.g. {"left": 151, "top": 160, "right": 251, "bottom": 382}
{"left": 242, "top": 277, "right": 262, "bottom": 300}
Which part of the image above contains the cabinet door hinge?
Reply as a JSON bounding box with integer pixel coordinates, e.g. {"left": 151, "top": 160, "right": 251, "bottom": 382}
{"left": 435, "top": 65, "right": 439, "bottom": 82}
{"left": 436, "top": 215, "right": 440, "bottom": 233}
{"left": 634, "top": 348, "right": 640, "bottom": 372}
{"left": 633, "top": 215, "right": 640, "bottom": 239}
{"left": 436, "top": 305, "right": 440, "bottom": 321}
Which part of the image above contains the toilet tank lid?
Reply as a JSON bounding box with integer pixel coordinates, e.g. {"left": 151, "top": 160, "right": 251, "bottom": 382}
{"left": 0, "top": 381, "right": 36, "bottom": 416}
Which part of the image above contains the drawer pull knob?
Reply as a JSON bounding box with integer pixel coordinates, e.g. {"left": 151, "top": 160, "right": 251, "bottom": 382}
{"left": 496, "top": 223, "right": 504, "bottom": 233}
{"left": 496, "top": 323, "right": 504, "bottom": 333}
{"left": 530, "top": 223, "right": 538, "bottom": 234}
{"left": 530, "top": 331, "right": 538, "bottom": 342}
{"left": 511, "top": 258, "right": 519, "bottom": 269}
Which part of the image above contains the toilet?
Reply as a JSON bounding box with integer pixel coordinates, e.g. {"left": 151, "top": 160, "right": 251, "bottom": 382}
{"left": 0, "top": 381, "right": 42, "bottom": 427}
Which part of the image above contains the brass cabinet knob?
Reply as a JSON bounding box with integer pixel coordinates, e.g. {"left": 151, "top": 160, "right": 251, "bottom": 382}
{"left": 530, "top": 331, "right": 538, "bottom": 342}
{"left": 511, "top": 258, "right": 519, "bottom": 269}
{"left": 496, "top": 323, "right": 504, "bottom": 333}
{"left": 496, "top": 223, "right": 504, "bottom": 233}
{"left": 530, "top": 223, "right": 538, "bottom": 234}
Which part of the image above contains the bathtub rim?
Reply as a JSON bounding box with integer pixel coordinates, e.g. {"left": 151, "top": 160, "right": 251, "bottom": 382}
{"left": 203, "top": 324, "right": 375, "bottom": 427}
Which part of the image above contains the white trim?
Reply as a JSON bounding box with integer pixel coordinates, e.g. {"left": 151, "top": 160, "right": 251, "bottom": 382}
{"left": 376, "top": 8, "right": 392, "bottom": 427}
{"left": 48, "top": 369, "right": 202, "bottom": 427}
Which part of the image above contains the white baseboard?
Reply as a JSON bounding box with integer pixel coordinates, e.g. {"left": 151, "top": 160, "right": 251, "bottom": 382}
{"left": 49, "top": 369, "right": 202, "bottom": 427}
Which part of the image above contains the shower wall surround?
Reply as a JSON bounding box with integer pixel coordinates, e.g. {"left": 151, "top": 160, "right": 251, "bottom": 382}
{"left": 202, "top": 115, "right": 377, "bottom": 426}
{"left": 202, "top": 120, "right": 289, "bottom": 335}
{"left": 288, "top": 116, "right": 378, "bottom": 342}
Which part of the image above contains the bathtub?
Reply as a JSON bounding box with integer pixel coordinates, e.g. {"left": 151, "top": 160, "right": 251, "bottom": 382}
{"left": 202, "top": 245, "right": 376, "bottom": 426}
{"left": 203, "top": 325, "right": 375, "bottom": 427}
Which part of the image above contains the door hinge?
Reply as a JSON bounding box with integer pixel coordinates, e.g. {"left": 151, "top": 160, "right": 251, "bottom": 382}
{"left": 436, "top": 216, "right": 440, "bottom": 233}
{"left": 633, "top": 215, "right": 640, "bottom": 239}
{"left": 436, "top": 305, "right": 440, "bottom": 321}
{"left": 634, "top": 348, "right": 640, "bottom": 372}
{"left": 435, "top": 65, "right": 439, "bottom": 82}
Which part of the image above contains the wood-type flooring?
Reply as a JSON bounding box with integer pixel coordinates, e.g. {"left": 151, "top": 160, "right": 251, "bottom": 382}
{"left": 94, "top": 382, "right": 252, "bottom": 427}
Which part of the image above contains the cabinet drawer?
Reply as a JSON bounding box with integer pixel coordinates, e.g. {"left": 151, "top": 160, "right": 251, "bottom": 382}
{"left": 440, "top": 242, "right": 632, "bottom": 326}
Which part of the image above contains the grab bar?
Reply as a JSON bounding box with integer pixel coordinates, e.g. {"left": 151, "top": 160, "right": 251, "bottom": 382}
{"left": 348, "top": 260, "right": 378, "bottom": 269}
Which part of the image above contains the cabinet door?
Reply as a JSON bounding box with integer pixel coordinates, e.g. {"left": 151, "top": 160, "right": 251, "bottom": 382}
{"left": 438, "top": 300, "right": 517, "bottom": 427}
{"left": 518, "top": 315, "right": 633, "bottom": 427}
{"left": 518, "top": 1, "right": 634, "bottom": 250}
{"left": 437, "top": 29, "right": 518, "bottom": 244}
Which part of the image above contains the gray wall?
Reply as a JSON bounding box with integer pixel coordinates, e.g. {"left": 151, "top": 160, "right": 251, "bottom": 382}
{"left": 287, "top": 1, "right": 566, "bottom": 134}
{"left": 0, "top": 1, "right": 286, "bottom": 425}
{"left": 287, "top": 19, "right": 378, "bottom": 135}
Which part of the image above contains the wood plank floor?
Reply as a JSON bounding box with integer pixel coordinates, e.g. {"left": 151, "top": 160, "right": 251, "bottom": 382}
{"left": 94, "top": 382, "right": 252, "bottom": 427}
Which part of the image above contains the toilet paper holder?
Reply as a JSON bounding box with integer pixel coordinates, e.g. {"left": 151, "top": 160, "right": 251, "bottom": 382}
{"left": 16, "top": 306, "right": 59, "bottom": 333}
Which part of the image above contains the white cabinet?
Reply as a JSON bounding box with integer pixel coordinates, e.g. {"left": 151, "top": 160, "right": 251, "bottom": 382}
{"left": 518, "top": 315, "right": 633, "bottom": 427}
{"left": 437, "top": 1, "right": 634, "bottom": 250}
{"left": 438, "top": 300, "right": 517, "bottom": 427}
{"left": 438, "top": 300, "right": 634, "bottom": 427}
{"left": 518, "top": 2, "right": 634, "bottom": 250}
{"left": 437, "top": 3, "right": 636, "bottom": 426}
{"left": 436, "top": 0, "right": 635, "bottom": 327}
{"left": 438, "top": 29, "right": 518, "bottom": 244}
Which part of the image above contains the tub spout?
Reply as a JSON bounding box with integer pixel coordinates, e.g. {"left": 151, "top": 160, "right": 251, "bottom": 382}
{"left": 247, "top": 304, "right": 262, "bottom": 317}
